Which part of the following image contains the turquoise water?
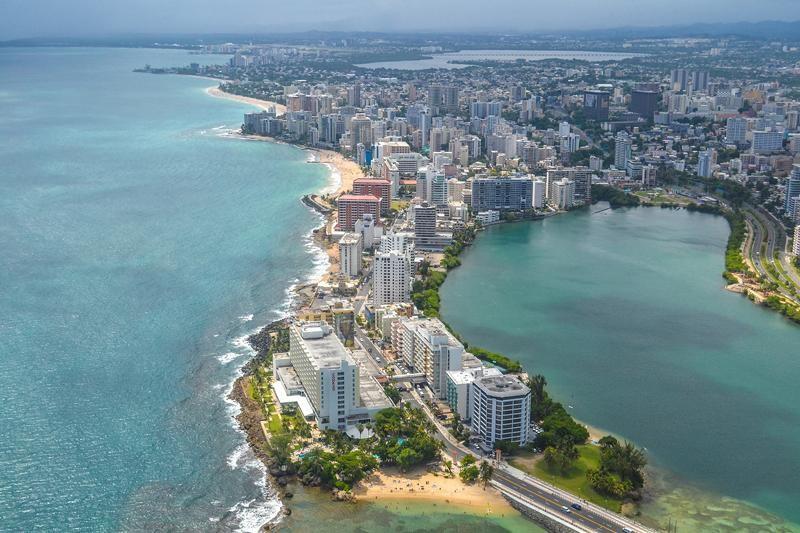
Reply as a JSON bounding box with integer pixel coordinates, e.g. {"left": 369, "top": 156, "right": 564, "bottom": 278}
{"left": 440, "top": 207, "right": 800, "bottom": 531}
{"left": 0, "top": 48, "right": 329, "bottom": 530}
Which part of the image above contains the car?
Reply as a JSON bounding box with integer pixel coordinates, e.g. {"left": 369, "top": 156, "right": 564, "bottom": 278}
{"left": 560, "top": 506, "right": 571, "bottom": 514}
{"left": 621, "top": 528, "right": 634, "bottom": 533}
{"left": 570, "top": 503, "right": 582, "bottom": 511}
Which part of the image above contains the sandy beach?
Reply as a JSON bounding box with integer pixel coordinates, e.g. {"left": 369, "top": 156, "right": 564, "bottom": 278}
{"left": 206, "top": 86, "right": 287, "bottom": 115}
{"left": 352, "top": 468, "right": 516, "bottom": 518}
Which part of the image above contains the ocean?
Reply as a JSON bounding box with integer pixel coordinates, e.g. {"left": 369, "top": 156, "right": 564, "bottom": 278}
{"left": 0, "top": 46, "right": 543, "bottom": 533}
{"left": 440, "top": 207, "right": 800, "bottom": 532}
{"left": 0, "top": 47, "right": 329, "bottom": 531}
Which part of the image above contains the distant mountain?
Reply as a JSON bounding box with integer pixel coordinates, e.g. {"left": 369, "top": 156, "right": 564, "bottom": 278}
{"left": 571, "top": 20, "right": 800, "bottom": 40}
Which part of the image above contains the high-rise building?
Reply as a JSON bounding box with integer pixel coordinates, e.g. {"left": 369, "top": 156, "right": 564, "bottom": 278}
{"left": 470, "top": 375, "right": 531, "bottom": 451}
{"left": 373, "top": 250, "right": 411, "bottom": 307}
{"left": 349, "top": 113, "right": 373, "bottom": 148}
{"left": 444, "top": 85, "right": 460, "bottom": 114}
{"left": 726, "top": 117, "right": 748, "bottom": 145}
{"left": 559, "top": 121, "right": 571, "bottom": 137}
{"left": 629, "top": 90, "right": 659, "bottom": 120}
{"left": 347, "top": 83, "right": 361, "bottom": 107}
{"left": 470, "top": 101, "right": 502, "bottom": 119}
{"left": 786, "top": 165, "right": 800, "bottom": 216}
{"left": 337, "top": 195, "right": 381, "bottom": 231}
{"left": 614, "top": 131, "right": 632, "bottom": 169}
{"left": 752, "top": 131, "right": 784, "bottom": 154}
{"left": 413, "top": 202, "right": 437, "bottom": 239}
{"left": 288, "top": 322, "right": 358, "bottom": 430}
{"left": 428, "top": 84, "right": 443, "bottom": 114}
{"left": 551, "top": 178, "right": 575, "bottom": 209}
{"left": 698, "top": 149, "right": 717, "bottom": 178}
{"left": 412, "top": 319, "right": 464, "bottom": 399}
{"left": 471, "top": 176, "right": 533, "bottom": 212}
{"left": 793, "top": 225, "right": 800, "bottom": 256}
{"left": 583, "top": 90, "right": 610, "bottom": 121}
{"left": 352, "top": 178, "right": 392, "bottom": 215}
{"left": 532, "top": 179, "right": 546, "bottom": 209}
{"left": 561, "top": 132, "right": 580, "bottom": 154}
{"left": 338, "top": 233, "right": 363, "bottom": 279}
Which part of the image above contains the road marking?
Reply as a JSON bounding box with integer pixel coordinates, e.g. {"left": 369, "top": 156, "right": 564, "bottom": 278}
{"left": 494, "top": 471, "right": 616, "bottom": 532}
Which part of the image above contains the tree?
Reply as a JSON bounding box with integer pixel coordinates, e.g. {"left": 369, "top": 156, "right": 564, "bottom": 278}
{"left": 443, "top": 459, "right": 454, "bottom": 478}
{"left": 264, "top": 432, "right": 293, "bottom": 467}
{"left": 479, "top": 461, "right": 494, "bottom": 489}
{"left": 543, "top": 442, "right": 579, "bottom": 474}
{"left": 460, "top": 464, "right": 480, "bottom": 483}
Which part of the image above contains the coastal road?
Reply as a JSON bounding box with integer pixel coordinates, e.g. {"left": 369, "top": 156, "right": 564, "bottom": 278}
{"left": 404, "top": 390, "right": 652, "bottom": 533}
{"left": 744, "top": 207, "right": 800, "bottom": 303}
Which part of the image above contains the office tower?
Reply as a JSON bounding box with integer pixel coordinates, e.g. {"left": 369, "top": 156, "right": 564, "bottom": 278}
{"left": 559, "top": 121, "right": 571, "bottom": 137}
{"left": 470, "top": 375, "right": 531, "bottom": 451}
{"left": 629, "top": 90, "right": 659, "bottom": 120}
{"left": 583, "top": 90, "right": 610, "bottom": 121}
{"left": 614, "top": 131, "right": 632, "bottom": 169}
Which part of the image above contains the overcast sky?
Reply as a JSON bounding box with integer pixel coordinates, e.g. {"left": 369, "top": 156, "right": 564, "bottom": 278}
{"left": 0, "top": 0, "right": 797, "bottom": 40}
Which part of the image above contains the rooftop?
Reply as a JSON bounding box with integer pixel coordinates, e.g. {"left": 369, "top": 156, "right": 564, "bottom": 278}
{"left": 475, "top": 375, "right": 530, "bottom": 398}
{"left": 294, "top": 322, "right": 355, "bottom": 369}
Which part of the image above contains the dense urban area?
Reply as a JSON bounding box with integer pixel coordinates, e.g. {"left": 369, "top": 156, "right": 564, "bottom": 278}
{"left": 144, "top": 30, "right": 800, "bottom": 532}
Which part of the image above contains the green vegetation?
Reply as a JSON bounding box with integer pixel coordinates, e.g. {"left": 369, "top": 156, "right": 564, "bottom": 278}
{"left": 465, "top": 346, "right": 520, "bottom": 372}
{"left": 382, "top": 383, "right": 401, "bottom": 404}
{"left": 586, "top": 436, "right": 647, "bottom": 501}
{"left": 459, "top": 454, "right": 480, "bottom": 483}
{"left": 527, "top": 374, "right": 589, "bottom": 450}
{"left": 591, "top": 184, "right": 641, "bottom": 208}
{"left": 764, "top": 296, "right": 800, "bottom": 325}
{"left": 295, "top": 405, "right": 444, "bottom": 494}
{"left": 297, "top": 448, "right": 379, "bottom": 492}
{"left": 523, "top": 445, "right": 623, "bottom": 511}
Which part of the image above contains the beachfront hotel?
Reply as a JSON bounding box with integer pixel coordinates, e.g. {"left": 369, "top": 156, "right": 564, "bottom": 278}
{"left": 280, "top": 321, "right": 391, "bottom": 431}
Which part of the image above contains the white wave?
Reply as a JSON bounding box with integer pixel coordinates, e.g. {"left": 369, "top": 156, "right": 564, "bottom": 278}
{"left": 238, "top": 314, "right": 254, "bottom": 323}
{"left": 217, "top": 352, "right": 242, "bottom": 365}
{"left": 226, "top": 451, "right": 283, "bottom": 532}
{"left": 319, "top": 161, "right": 341, "bottom": 196}
{"left": 226, "top": 441, "right": 250, "bottom": 469}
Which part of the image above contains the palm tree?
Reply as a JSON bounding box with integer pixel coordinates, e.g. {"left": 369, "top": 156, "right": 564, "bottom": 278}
{"left": 479, "top": 461, "right": 494, "bottom": 489}
{"left": 356, "top": 423, "right": 365, "bottom": 439}
{"left": 443, "top": 459, "right": 454, "bottom": 478}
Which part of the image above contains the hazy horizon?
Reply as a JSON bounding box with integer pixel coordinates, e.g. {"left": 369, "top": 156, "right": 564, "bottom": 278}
{"left": 1, "top": 0, "right": 799, "bottom": 41}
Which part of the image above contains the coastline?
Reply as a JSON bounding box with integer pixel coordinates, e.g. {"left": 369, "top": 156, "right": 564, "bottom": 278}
{"left": 206, "top": 85, "right": 287, "bottom": 115}
{"left": 213, "top": 84, "right": 513, "bottom": 529}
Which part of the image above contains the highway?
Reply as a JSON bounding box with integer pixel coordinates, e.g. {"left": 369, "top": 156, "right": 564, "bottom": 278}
{"left": 744, "top": 206, "right": 800, "bottom": 303}
{"left": 402, "top": 389, "right": 651, "bottom": 533}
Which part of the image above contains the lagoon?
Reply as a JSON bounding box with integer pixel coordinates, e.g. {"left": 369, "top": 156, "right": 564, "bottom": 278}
{"left": 440, "top": 206, "right": 800, "bottom": 531}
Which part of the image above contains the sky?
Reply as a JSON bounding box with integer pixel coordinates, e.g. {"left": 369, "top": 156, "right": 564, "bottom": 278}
{"left": 0, "top": 0, "right": 797, "bottom": 40}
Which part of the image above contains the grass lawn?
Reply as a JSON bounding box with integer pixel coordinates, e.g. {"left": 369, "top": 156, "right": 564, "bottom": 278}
{"left": 391, "top": 200, "right": 410, "bottom": 211}
{"left": 510, "top": 445, "right": 623, "bottom": 512}
{"left": 268, "top": 413, "right": 283, "bottom": 434}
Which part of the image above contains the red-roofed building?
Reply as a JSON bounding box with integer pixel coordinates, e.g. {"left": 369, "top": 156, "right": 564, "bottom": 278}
{"left": 337, "top": 195, "right": 381, "bottom": 231}
{"left": 352, "top": 178, "right": 392, "bottom": 214}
